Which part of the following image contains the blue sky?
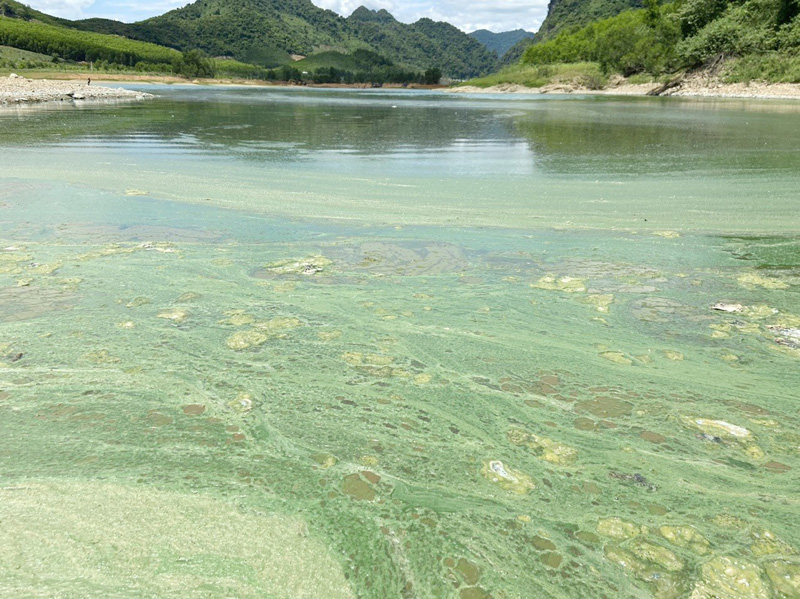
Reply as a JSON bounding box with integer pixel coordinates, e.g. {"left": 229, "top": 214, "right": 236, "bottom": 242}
{"left": 24, "top": 0, "right": 549, "bottom": 33}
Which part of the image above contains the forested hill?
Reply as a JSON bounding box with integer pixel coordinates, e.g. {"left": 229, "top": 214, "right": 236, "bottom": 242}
{"left": 496, "top": 0, "right": 640, "bottom": 65}
{"left": 535, "top": 0, "right": 642, "bottom": 42}
{"left": 347, "top": 7, "right": 497, "bottom": 78}
{"left": 28, "top": 0, "right": 496, "bottom": 78}
{"left": 468, "top": 29, "right": 534, "bottom": 57}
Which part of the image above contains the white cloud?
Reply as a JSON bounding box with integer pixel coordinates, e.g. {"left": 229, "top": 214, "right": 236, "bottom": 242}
{"left": 26, "top": 0, "right": 548, "bottom": 32}
{"left": 312, "top": 0, "right": 549, "bottom": 33}
{"left": 25, "top": 0, "right": 96, "bottom": 19}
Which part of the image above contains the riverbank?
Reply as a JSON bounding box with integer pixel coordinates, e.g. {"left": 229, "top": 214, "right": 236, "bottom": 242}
{"left": 5, "top": 71, "right": 443, "bottom": 90}
{"left": 447, "top": 72, "right": 800, "bottom": 100}
{"left": 0, "top": 75, "right": 154, "bottom": 105}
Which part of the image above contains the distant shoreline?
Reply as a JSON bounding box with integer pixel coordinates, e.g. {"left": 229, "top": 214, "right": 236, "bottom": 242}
{"left": 4, "top": 71, "right": 800, "bottom": 103}
{"left": 4, "top": 71, "right": 445, "bottom": 90}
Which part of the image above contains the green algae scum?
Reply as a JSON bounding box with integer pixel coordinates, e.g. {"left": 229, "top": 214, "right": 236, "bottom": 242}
{"left": 0, "top": 87, "right": 799, "bottom": 598}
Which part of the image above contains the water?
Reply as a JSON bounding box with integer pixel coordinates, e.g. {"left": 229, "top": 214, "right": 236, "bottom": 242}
{"left": 0, "top": 86, "right": 798, "bottom": 598}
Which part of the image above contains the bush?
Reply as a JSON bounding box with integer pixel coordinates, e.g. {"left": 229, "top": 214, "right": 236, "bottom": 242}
{"left": 172, "top": 49, "right": 215, "bottom": 78}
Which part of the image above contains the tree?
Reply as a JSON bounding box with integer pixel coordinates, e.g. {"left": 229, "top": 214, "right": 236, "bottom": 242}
{"left": 423, "top": 67, "right": 441, "bottom": 84}
{"left": 172, "top": 49, "right": 215, "bottom": 78}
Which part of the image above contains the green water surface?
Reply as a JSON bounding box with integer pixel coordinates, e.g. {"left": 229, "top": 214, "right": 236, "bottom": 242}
{"left": 0, "top": 86, "right": 798, "bottom": 599}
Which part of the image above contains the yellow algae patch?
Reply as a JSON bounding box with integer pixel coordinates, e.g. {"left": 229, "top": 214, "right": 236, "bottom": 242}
{"left": 342, "top": 352, "right": 364, "bottom": 366}
{"left": 227, "top": 393, "right": 254, "bottom": 413}
{"left": 253, "top": 317, "right": 302, "bottom": 336}
{"left": 414, "top": 373, "right": 432, "bottom": 385}
{"left": 604, "top": 545, "right": 687, "bottom": 599}
{"left": 765, "top": 560, "right": 800, "bottom": 597}
{"left": 77, "top": 244, "right": 137, "bottom": 261}
{"left": 226, "top": 318, "right": 301, "bottom": 351}
{"left": 737, "top": 273, "right": 789, "bottom": 290}
{"left": 579, "top": 294, "right": 614, "bottom": 313}
{"left": 710, "top": 323, "right": 731, "bottom": 339}
{"left": 532, "top": 274, "right": 586, "bottom": 293}
{"left": 684, "top": 417, "right": 766, "bottom": 459}
{"left": 82, "top": 349, "right": 120, "bottom": 364}
{"left": 653, "top": 231, "right": 681, "bottom": 239}
{"left": 481, "top": 460, "right": 534, "bottom": 494}
{"left": 750, "top": 529, "right": 796, "bottom": 557}
{"left": 360, "top": 456, "right": 378, "bottom": 467}
{"left": 117, "top": 321, "right": 135, "bottom": 329}
{"left": 124, "top": 189, "right": 149, "bottom": 196}
{"left": 157, "top": 309, "right": 189, "bottom": 323}
{"left": 362, "top": 354, "right": 393, "bottom": 366}
{"left": 691, "top": 556, "right": 769, "bottom": 599}
{"left": 630, "top": 540, "right": 684, "bottom": 572}
{"left": 318, "top": 330, "right": 342, "bottom": 341}
{"left": 507, "top": 428, "right": 578, "bottom": 465}
{"left": 0, "top": 250, "right": 33, "bottom": 275}
{"left": 743, "top": 304, "right": 780, "bottom": 319}
{"left": 263, "top": 255, "right": 332, "bottom": 276}
{"left": 219, "top": 310, "right": 256, "bottom": 326}
{"left": 27, "top": 262, "right": 62, "bottom": 275}
{"left": 0, "top": 481, "right": 353, "bottom": 599}
{"left": 226, "top": 330, "right": 269, "bottom": 351}
{"left": 311, "top": 453, "right": 337, "bottom": 469}
{"left": 685, "top": 418, "right": 752, "bottom": 440}
{"left": 712, "top": 514, "right": 748, "bottom": 530}
{"left": 126, "top": 296, "right": 151, "bottom": 308}
{"left": 597, "top": 517, "right": 643, "bottom": 541}
{"left": 659, "top": 525, "right": 711, "bottom": 555}
{"left": 663, "top": 350, "right": 684, "bottom": 361}
{"left": 599, "top": 351, "right": 633, "bottom": 365}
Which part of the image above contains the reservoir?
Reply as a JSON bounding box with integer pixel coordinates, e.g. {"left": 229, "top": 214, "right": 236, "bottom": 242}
{"left": 0, "top": 86, "right": 798, "bottom": 598}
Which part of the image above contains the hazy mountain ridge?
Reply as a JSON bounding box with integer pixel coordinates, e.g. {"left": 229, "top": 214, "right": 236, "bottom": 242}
{"left": 468, "top": 28, "right": 534, "bottom": 57}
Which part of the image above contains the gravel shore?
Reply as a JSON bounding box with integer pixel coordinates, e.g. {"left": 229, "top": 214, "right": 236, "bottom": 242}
{"left": 446, "top": 75, "right": 800, "bottom": 100}
{"left": 0, "top": 75, "right": 154, "bottom": 105}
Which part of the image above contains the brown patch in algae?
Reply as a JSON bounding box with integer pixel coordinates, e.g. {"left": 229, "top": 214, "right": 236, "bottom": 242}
{"left": 342, "top": 473, "right": 375, "bottom": 501}
{"left": 576, "top": 397, "right": 632, "bottom": 418}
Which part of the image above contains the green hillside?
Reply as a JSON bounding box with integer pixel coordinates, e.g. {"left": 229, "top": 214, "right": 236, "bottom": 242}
{"left": 535, "top": 0, "right": 643, "bottom": 42}
{"left": 0, "top": 12, "right": 180, "bottom": 66}
{"left": 55, "top": 0, "right": 496, "bottom": 78}
{"left": 468, "top": 29, "right": 535, "bottom": 57}
{"left": 520, "top": 0, "right": 800, "bottom": 82}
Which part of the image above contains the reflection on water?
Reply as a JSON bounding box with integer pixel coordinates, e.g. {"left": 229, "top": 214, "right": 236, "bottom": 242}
{"left": 0, "top": 87, "right": 798, "bottom": 599}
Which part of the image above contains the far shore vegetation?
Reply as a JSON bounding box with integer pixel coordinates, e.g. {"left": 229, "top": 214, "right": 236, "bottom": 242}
{"left": 464, "top": 0, "right": 800, "bottom": 89}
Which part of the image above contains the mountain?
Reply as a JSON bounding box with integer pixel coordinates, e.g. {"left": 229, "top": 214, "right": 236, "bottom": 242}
{"left": 348, "top": 7, "right": 496, "bottom": 78}
{"left": 52, "top": 0, "right": 496, "bottom": 78}
{"left": 499, "top": 37, "right": 535, "bottom": 65}
{"left": 468, "top": 29, "right": 534, "bottom": 57}
{"left": 492, "top": 0, "right": 640, "bottom": 66}
{"left": 534, "top": 0, "right": 642, "bottom": 42}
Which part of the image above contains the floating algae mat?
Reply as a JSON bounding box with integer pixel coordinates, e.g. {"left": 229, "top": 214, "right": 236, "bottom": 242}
{"left": 0, "top": 88, "right": 799, "bottom": 598}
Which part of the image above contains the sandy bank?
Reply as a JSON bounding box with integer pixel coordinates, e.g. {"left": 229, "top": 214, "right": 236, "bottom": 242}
{"left": 447, "top": 74, "right": 800, "bottom": 100}
{"left": 0, "top": 75, "right": 154, "bottom": 105}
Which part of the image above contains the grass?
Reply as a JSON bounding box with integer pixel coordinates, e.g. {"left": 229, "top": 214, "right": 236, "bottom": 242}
{"left": 459, "top": 62, "right": 610, "bottom": 89}
{"left": 292, "top": 51, "right": 357, "bottom": 72}
{"left": 723, "top": 53, "right": 800, "bottom": 83}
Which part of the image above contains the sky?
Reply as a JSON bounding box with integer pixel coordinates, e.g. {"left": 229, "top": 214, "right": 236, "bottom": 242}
{"left": 23, "top": 0, "right": 549, "bottom": 33}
